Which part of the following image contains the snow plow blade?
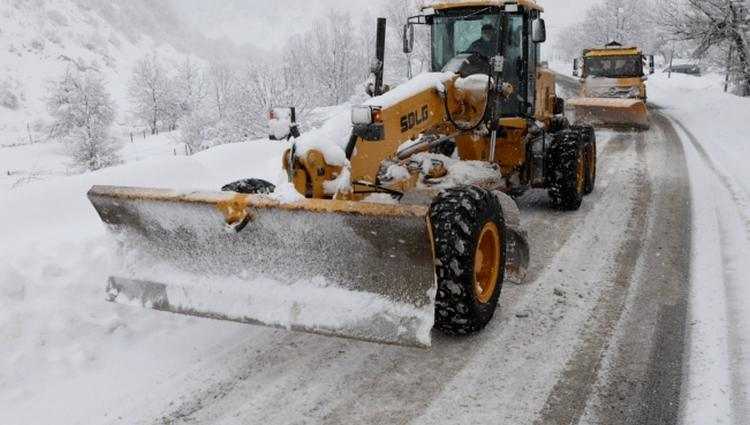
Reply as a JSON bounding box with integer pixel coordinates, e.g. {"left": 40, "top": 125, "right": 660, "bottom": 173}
{"left": 567, "top": 98, "right": 649, "bottom": 130}
{"left": 88, "top": 186, "right": 437, "bottom": 348}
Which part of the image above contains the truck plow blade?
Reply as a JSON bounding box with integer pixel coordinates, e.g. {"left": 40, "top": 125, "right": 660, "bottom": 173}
{"left": 567, "top": 98, "right": 649, "bottom": 130}
{"left": 88, "top": 186, "right": 437, "bottom": 348}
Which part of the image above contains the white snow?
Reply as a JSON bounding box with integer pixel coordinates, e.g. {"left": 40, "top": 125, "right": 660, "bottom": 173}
{"left": 322, "top": 166, "right": 352, "bottom": 196}
{"left": 270, "top": 181, "right": 305, "bottom": 203}
{"left": 269, "top": 107, "right": 293, "bottom": 140}
{"left": 382, "top": 163, "right": 412, "bottom": 182}
{"left": 364, "top": 72, "right": 454, "bottom": 109}
{"left": 649, "top": 72, "right": 750, "bottom": 424}
{"left": 3, "top": 2, "right": 750, "bottom": 421}
{"left": 410, "top": 152, "right": 503, "bottom": 189}
{"left": 0, "top": 139, "right": 289, "bottom": 424}
{"left": 454, "top": 74, "right": 491, "bottom": 93}
{"left": 1, "top": 131, "right": 187, "bottom": 191}
{"left": 292, "top": 104, "right": 352, "bottom": 167}
{"left": 0, "top": 0, "right": 203, "bottom": 149}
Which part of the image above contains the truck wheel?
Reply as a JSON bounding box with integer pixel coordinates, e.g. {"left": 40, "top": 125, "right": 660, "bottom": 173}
{"left": 573, "top": 125, "right": 597, "bottom": 194}
{"left": 221, "top": 178, "right": 276, "bottom": 194}
{"left": 430, "top": 186, "right": 506, "bottom": 335}
{"left": 548, "top": 131, "right": 585, "bottom": 210}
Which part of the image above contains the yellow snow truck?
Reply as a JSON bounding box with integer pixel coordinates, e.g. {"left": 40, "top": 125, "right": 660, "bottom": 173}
{"left": 88, "top": 0, "right": 596, "bottom": 348}
{"left": 567, "top": 42, "right": 655, "bottom": 129}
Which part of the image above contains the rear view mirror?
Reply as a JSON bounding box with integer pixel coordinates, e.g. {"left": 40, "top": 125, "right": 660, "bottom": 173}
{"left": 532, "top": 18, "right": 546, "bottom": 43}
{"left": 403, "top": 24, "right": 415, "bottom": 54}
{"left": 648, "top": 55, "right": 655, "bottom": 74}
{"left": 573, "top": 58, "right": 579, "bottom": 77}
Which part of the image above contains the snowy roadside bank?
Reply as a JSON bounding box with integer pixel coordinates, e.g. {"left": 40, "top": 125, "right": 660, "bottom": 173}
{"left": 0, "top": 137, "right": 288, "bottom": 424}
{"left": 649, "top": 73, "right": 750, "bottom": 424}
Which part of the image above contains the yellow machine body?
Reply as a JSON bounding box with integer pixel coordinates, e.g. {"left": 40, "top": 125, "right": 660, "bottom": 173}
{"left": 87, "top": 1, "right": 590, "bottom": 348}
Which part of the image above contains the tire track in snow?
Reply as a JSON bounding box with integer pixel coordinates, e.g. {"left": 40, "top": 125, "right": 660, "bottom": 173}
{"left": 533, "top": 130, "right": 651, "bottom": 425}
{"left": 573, "top": 112, "right": 691, "bottom": 425}
{"left": 544, "top": 74, "right": 692, "bottom": 425}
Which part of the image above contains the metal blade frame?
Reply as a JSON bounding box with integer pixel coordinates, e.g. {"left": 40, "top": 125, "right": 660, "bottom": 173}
{"left": 89, "top": 186, "right": 437, "bottom": 348}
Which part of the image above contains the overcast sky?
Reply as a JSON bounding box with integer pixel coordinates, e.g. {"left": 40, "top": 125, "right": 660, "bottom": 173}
{"left": 172, "top": 0, "right": 600, "bottom": 49}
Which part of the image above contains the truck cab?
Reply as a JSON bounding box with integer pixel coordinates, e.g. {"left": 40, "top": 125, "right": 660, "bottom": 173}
{"left": 574, "top": 42, "right": 655, "bottom": 101}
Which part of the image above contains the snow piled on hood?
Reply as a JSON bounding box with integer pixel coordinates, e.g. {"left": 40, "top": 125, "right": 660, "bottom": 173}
{"left": 293, "top": 104, "right": 352, "bottom": 166}
{"left": 364, "top": 72, "right": 454, "bottom": 109}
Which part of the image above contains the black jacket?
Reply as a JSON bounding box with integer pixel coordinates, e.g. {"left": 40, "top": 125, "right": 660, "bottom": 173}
{"left": 467, "top": 38, "right": 496, "bottom": 58}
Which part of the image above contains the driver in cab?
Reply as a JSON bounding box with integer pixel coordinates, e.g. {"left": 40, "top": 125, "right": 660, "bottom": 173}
{"left": 468, "top": 24, "right": 498, "bottom": 58}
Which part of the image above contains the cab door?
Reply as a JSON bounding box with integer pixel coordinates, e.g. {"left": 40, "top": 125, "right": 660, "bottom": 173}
{"left": 500, "top": 13, "right": 524, "bottom": 117}
{"left": 525, "top": 10, "right": 540, "bottom": 116}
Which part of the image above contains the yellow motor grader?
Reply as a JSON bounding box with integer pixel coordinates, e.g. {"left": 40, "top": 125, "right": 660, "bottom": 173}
{"left": 88, "top": 0, "right": 596, "bottom": 348}
{"left": 567, "top": 42, "right": 655, "bottom": 129}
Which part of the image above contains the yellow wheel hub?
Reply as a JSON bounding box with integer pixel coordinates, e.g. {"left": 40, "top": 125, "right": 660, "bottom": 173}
{"left": 473, "top": 222, "right": 502, "bottom": 304}
{"left": 576, "top": 152, "right": 586, "bottom": 194}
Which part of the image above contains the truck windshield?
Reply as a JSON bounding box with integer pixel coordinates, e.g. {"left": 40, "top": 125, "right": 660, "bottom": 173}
{"left": 432, "top": 11, "right": 502, "bottom": 71}
{"left": 584, "top": 55, "right": 644, "bottom": 78}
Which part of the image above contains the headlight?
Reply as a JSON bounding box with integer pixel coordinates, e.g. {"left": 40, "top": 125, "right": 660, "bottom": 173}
{"left": 351, "top": 106, "right": 373, "bottom": 125}
{"left": 351, "top": 106, "right": 383, "bottom": 125}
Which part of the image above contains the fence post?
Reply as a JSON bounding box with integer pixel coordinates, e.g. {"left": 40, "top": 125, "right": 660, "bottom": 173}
{"left": 668, "top": 49, "right": 674, "bottom": 79}
{"left": 725, "top": 45, "right": 735, "bottom": 93}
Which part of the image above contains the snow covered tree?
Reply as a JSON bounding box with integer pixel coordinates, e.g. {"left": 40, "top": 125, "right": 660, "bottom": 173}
{"left": 556, "top": 0, "right": 668, "bottom": 61}
{"left": 207, "top": 62, "right": 236, "bottom": 120}
{"left": 377, "top": 0, "right": 430, "bottom": 81}
{"left": 47, "top": 69, "right": 120, "bottom": 171}
{"left": 161, "top": 78, "right": 183, "bottom": 131}
{"left": 289, "top": 10, "right": 369, "bottom": 105}
{"left": 128, "top": 53, "right": 170, "bottom": 134}
{"left": 173, "top": 56, "right": 207, "bottom": 117}
{"left": 232, "top": 61, "right": 314, "bottom": 137}
{"left": 661, "top": 0, "right": 750, "bottom": 95}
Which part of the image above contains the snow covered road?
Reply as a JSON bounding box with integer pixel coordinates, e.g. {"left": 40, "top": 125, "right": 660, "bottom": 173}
{"left": 6, "top": 75, "right": 745, "bottom": 424}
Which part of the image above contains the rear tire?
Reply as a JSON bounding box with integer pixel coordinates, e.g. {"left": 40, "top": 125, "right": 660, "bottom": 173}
{"left": 222, "top": 178, "right": 276, "bottom": 194}
{"left": 430, "top": 186, "right": 506, "bottom": 335}
{"left": 547, "top": 130, "right": 585, "bottom": 210}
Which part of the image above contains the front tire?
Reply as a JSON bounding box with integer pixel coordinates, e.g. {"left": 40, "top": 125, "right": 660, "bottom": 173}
{"left": 430, "top": 186, "right": 506, "bottom": 335}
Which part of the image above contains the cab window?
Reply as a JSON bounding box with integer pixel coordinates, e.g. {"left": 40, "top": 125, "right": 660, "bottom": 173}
{"left": 432, "top": 12, "right": 502, "bottom": 72}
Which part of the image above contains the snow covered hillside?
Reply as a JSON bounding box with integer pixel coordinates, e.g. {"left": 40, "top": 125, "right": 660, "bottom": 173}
{"left": 0, "top": 0, "right": 234, "bottom": 148}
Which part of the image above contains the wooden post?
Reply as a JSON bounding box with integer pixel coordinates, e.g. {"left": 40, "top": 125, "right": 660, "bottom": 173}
{"left": 668, "top": 49, "right": 674, "bottom": 79}
{"left": 725, "top": 45, "right": 735, "bottom": 93}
